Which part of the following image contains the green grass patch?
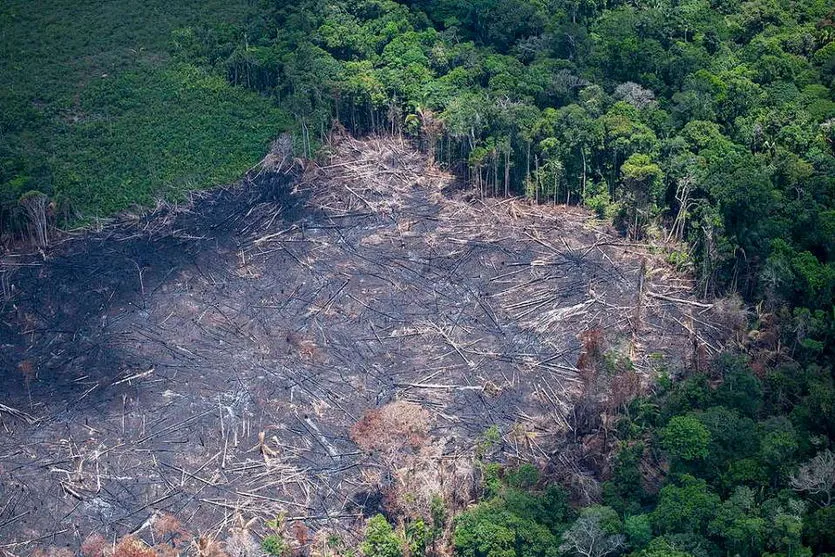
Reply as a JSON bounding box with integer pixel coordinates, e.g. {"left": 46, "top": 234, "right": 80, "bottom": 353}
{"left": 1, "top": 0, "right": 288, "bottom": 225}
{"left": 52, "top": 63, "right": 289, "bottom": 218}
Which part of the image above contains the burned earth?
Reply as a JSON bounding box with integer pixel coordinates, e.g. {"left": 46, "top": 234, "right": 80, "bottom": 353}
{"left": 0, "top": 137, "right": 731, "bottom": 550}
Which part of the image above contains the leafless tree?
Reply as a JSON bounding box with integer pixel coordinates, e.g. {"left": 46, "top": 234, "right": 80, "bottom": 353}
{"left": 614, "top": 82, "right": 656, "bottom": 110}
{"left": 667, "top": 173, "right": 695, "bottom": 242}
{"left": 790, "top": 449, "right": 835, "bottom": 506}
{"left": 417, "top": 106, "right": 443, "bottom": 163}
{"left": 559, "top": 508, "right": 625, "bottom": 557}
{"left": 19, "top": 190, "right": 49, "bottom": 248}
{"left": 552, "top": 70, "right": 589, "bottom": 98}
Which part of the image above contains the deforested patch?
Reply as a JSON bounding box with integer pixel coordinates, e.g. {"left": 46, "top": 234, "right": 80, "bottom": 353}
{"left": 0, "top": 136, "right": 732, "bottom": 546}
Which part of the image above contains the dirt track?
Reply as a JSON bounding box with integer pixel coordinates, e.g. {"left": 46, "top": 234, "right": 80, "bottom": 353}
{"left": 0, "top": 137, "right": 729, "bottom": 550}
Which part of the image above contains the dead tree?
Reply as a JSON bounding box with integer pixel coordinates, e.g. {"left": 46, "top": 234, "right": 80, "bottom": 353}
{"left": 559, "top": 508, "right": 626, "bottom": 557}
{"left": 19, "top": 190, "right": 49, "bottom": 248}
{"left": 417, "top": 106, "right": 443, "bottom": 164}
{"left": 667, "top": 174, "right": 694, "bottom": 242}
{"left": 791, "top": 450, "right": 835, "bottom": 507}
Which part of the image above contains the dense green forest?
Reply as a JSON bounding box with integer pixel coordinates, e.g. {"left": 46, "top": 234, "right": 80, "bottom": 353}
{"left": 167, "top": 0, "right": 835, "bottom": 309}
{"left": 2, "top": 0, "right": 835, "bottom": 556}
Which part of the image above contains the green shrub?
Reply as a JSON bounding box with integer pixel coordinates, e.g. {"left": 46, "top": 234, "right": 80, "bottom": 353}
{"left": 361, "top": 515, "right": 403, "bottom": 557}
{"left": 262, "top": 534, "right": 288, "bottom": 557}
{"left": 453, "top": 465, "right": 570, "bottom": 557}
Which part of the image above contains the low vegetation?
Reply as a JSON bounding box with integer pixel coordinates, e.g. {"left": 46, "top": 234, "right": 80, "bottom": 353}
{"left": 0, "top": 0, "right": 288, "bottom": 232}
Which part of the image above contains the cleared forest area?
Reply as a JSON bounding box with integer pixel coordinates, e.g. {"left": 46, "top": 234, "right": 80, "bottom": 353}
{"left": 0, "top": 136, "right": 733, "bottom": 549}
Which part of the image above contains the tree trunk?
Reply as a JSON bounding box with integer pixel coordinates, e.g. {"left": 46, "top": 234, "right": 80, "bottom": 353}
{"left": 581, "top": 147, "right": 587, "bottom": 201}
{"left": 553, "top": 173, "right": 558, "bottom": 205}
{"left": 526, "top": 141, "right": 531, "bottom": 191}
{"left": 504, "top": 147, "right": 510, "bottom": 197}
{"left": 535, "top": 156, "right": 540, "bottom": 204}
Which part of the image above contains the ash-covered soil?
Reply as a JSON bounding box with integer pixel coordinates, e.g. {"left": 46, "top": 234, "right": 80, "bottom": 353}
{"left": 0, "top": 137, "right": 729, "bottom": 549}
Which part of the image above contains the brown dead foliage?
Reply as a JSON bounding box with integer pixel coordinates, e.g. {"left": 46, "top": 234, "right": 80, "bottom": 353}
{"left": 81, "top": 534, "right": 110, "bottom": 557}
{"left": 351, "top": 402, "right": 475, "bottom": 520}
{"left": 350, "top": 401, "right": 431, "bottom": 454}
{"left": 192, "top": 535, "right": 228, "bottom": 557}
{"left": 577, "top": 329, "right": 605, "bottom": 388}
{"left": 608, "top": 369, "right": 642, "bottom": 412}
{"left": 153, "top": 512, "right": 189, "bottom": 545}
{"left": 31, "top": 548, "right": 74, "bottom": 557}
{"left": 289, "top": 521, "right": 312, "bottom": 556}
{"left": 292, "top": 522, "right": 311, "bottom": 547}
{"left": 113, "top": 537, "right": 155, "bottom": 557}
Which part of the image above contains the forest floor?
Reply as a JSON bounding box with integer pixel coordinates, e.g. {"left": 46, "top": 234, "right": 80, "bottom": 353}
{"left": 0, "top": 136, "right": 732, "bottom": 550}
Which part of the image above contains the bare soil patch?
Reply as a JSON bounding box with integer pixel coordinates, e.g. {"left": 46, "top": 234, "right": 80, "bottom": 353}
{"left": 0, "top": 136, "right": 730, "bottom": 550}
